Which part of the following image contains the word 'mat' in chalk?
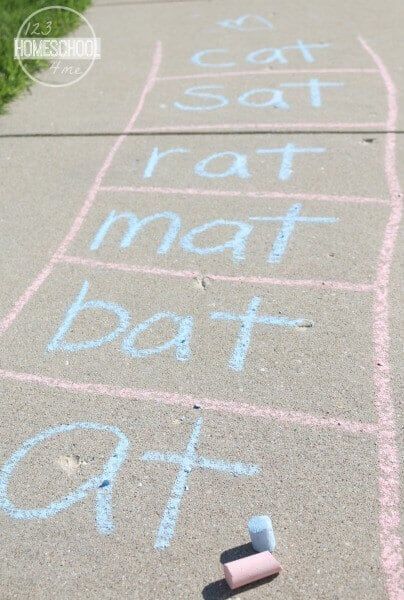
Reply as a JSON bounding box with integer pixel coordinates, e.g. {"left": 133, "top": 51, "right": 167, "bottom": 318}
{"left": 217, "top": 15, "right": 273, "bottom": 31}
{"left": 141, "top": 418, "right": 259, "bottom": 549}
{"left": 47, "top": 282, "right": 311, "bottom": 371}
{"left": 90, "top": 205, "right": 337, "bottom": 265}
{"left": 0, "top": 422, "right": 129, "bottom": 534}
{"left": 223, "top": 551, "right": 282, "bottom": 590}
{"left": 191, "top": 41, "right": 330, "bottom": 68}
{"left": 173, "top": 80, "right": 344, "bottom": 112}
{"left": 248, "top": 515, "right": 276, "bottom": 552}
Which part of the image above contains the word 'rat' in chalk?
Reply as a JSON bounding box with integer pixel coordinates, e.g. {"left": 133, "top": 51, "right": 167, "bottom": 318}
{"left": 248, "top": 515, "right": 276, "bottom": 552}
{"left": 223, "top": 551, "right": 282, "bottom": 590}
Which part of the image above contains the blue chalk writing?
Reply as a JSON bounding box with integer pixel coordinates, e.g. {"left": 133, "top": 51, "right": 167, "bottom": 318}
{"left": 256, "top": 143, "right": 325, "bottom": 180}
{"left": 217, "top": 15, "right": 273, "bottom": 31}
{"left": 90, "top": 210, "right": 181, "bottom": 254}
{"left": 0, "top": 422, "right": 129, "bottom": 534}
{"left": 293, "top": 40, "right": 330, "bottom": 63}
{"left": 247, "top": 41, "right": 330, "bottom": 65}
{"left": 194, "top": 151, "right": 250, "bottom": 179}
{"left": 250, "top": 203, "right": 337, "bottom": 262}
{"left": 181, "top": 219, "right": 253, "bottom": 262}
{"left": 191, "top": 49, "right": 235, "bottom": 68}
{"left": 122, "top": 312, "right": 193, "bottom": 361}
{"left": 238, "top": 88, "right": 289, "bottom": 109}
{"left": 192, "top": 41, "right": 330, "bottom": 70}
{"left": 210, "top": 296, "right": 309, "bottom": 371}
{"left": 281, "top": 78, "right": 344, "bottom": 108}
{"left": 141, "top": 417, "right": 259, "bottom": 549}
{"left": 246, "top": 47, "right": 288, "bottom": 65}
{"left": 47, "top": 280, "right": 130, "bottom": 352}
{"left": 143, "top": 147, "right": 189, "bottom": 178}
{"left": 174, "top": 85, "right": 228, "bottom": 111}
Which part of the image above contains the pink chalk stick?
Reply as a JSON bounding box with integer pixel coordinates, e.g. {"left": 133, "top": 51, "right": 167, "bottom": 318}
{"left": 222, "top": 551, "right": 282, "bottom": 590}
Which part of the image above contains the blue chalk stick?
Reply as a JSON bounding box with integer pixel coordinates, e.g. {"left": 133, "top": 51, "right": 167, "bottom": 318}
{"left": 248, "top": 515, "right": 276, "bottom": 552}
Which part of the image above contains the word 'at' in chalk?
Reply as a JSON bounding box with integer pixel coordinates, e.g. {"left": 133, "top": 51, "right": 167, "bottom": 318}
{"left": 47, "top": 282, "right": 312, "bottom": 372}
{"left": 0, "top": 420, "right": 259, "bottom": 550}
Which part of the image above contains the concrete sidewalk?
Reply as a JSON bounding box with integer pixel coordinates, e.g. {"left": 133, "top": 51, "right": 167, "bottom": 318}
{"left": 0, "top": 1, "right": 402, "bottom": 599}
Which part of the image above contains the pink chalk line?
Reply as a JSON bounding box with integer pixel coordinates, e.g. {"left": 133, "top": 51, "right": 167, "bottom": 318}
{"left": 0, "top": 41, "right": 162, "bottom": 337}
{"left": 0, "top": 367, "right": 378, "bottom": 436}
{"left": 99, "top": 185, "right": 389, "bottom": 206}
{"left": 59, "top": 255, "right": 374, "bottom": 293}
{"left": 158, "top": 67, "right": 378, "bottom": 81}
{"left": 132, "top": 122, "right": 386, "bottom": 133}
{"left": 359, "top": 36, "right": 404, "bottom": 600}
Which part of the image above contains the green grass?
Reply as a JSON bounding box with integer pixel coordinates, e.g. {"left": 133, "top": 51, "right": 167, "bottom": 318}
{"left": 0, "top": 0, "right": 92, "bottom": 113}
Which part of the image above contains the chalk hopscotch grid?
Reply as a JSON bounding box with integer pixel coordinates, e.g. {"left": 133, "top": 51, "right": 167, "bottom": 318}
{"left": 0, "top": 38, "right": 401, "bottom": 599}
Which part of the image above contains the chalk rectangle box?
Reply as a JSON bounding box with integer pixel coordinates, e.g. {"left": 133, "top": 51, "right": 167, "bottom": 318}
{"left": 69, "top": 190, "right": 388, "bottom": 285}
{"left": 0, "top": 263, "right": 376, "bottom": 423}
{"left": 133, "top": 73, "right": 386, "bottom": 131}
{"left": 103, "top": 133, "right": 389, "bottom": 200}
{"left": 0, "top": 385, "right": 384, "bottom": 599}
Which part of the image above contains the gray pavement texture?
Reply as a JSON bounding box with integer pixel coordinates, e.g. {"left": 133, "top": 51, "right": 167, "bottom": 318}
{"left": 0, "top": 0, "right": 403, "bottom": 599}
